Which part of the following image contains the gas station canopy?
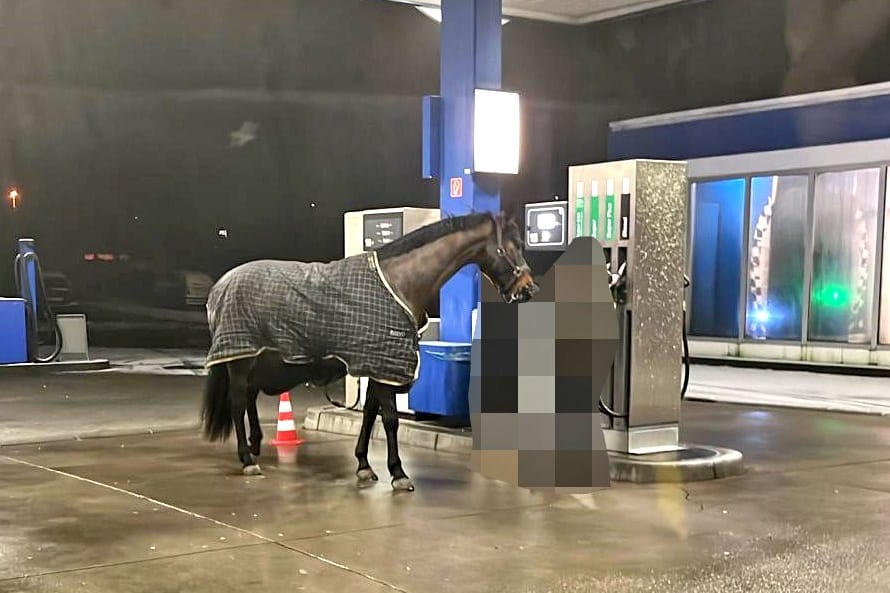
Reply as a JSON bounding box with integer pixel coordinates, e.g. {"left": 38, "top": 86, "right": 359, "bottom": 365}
{"left": 390, "top": 0, "right": 696, "bottom": 25}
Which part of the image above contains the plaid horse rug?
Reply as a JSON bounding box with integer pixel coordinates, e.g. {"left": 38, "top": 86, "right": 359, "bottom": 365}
{"left": 205, "top": 251, "right": 426, "bottom": 386}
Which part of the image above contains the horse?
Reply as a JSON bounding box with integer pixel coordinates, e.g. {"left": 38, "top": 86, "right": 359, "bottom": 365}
{"left": 200, "top": 210, "right": 538, "bottom": 491}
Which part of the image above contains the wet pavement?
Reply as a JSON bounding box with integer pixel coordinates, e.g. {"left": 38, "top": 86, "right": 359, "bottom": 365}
{"left": 0, "top": 371, "right": 327, "bottom": 446}
{"left": 1, "top": 373, "right": 889, "bottom": 592}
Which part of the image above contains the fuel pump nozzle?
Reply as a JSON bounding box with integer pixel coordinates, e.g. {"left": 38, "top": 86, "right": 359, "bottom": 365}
{"left": 606, "top": 260, "right": 627, "bottom": 304}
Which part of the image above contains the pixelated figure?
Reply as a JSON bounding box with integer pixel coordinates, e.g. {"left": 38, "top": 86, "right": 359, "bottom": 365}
{"left": 469, "top": 236, "right": 618, "bottom": 492}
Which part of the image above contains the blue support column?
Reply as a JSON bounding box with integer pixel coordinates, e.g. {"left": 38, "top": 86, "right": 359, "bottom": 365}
{"left": 435, "top": 0, "right": 503, "bottom": 343}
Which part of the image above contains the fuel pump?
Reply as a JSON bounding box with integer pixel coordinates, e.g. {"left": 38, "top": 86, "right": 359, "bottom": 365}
{"left": 569, "top": 159, "right": 689, "bottom": 455}
{"left": 14, "top": 239, "right": 63, "bottom": 363}
{"left": 523, "top": 163, "right": 745, "bottom": 481}
{"left": 525, "top": 193, "right": 690, "bottom": 431}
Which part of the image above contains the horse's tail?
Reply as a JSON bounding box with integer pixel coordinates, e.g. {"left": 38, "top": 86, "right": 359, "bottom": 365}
{"left": 202, "top": 363, "right": 232, "bottom": 442}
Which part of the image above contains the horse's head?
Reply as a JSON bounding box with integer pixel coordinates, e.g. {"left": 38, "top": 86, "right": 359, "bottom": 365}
{"left": 478, "top": 211, "right": 539, "bottom": 304}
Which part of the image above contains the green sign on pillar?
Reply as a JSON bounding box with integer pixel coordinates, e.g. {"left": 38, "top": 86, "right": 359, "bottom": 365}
{"left": 574, "top": 181, "right": 586, "bottom": 238}
{"left": 605, "top": 179, "right": 616, "bottom": 241}
{"left": 589, "top": 180, "right": 600, "bottom": 240}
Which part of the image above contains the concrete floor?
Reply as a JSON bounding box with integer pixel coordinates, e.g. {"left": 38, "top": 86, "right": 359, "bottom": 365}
{"left": 1, "top": 371, "right": 890, "bottom": 592}
{"left": 0, "top": 371, "right": 306, "bottom": 446}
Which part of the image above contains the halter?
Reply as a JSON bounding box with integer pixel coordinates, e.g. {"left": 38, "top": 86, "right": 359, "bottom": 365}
{"left": 494, "top": 217, "right": 525, "bottom": 277}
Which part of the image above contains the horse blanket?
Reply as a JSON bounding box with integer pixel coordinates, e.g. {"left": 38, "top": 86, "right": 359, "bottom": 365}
{"left": 205, "top": 251, "right": 425, "bottom": 386}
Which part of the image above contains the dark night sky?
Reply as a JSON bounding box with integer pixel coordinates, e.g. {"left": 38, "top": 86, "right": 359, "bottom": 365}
{"left": 0, "top": 0, "right": 887, "bottom": 293}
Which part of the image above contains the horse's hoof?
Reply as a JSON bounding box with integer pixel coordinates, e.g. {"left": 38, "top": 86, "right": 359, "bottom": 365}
{"left": 392, "top": 477, "right": 415, "bottom": 492}
{"left": 242, "top": 464, "right": 263, "bottom": 476}
{"left": 357, "top": 468, "right": 378, "bottom": 482}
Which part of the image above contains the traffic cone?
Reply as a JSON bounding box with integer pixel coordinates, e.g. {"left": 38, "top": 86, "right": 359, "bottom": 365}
{"left": 270, "top": 392, "right": 303, "bottom": 446}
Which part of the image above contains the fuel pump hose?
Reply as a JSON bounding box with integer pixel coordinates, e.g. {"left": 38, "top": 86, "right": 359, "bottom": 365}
{"left": 14, "top": 251, "right": 64, "bottom": 363}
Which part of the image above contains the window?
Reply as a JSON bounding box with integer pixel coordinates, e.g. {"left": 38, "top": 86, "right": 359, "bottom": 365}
{"left": 808, "top": 169, "right": 881, "bottom": 344}
{"left": 745, "top": 175, "right": 808, "bottom": 340}
{"left": 689, "top": 178, "right": 746, "bottom": 338}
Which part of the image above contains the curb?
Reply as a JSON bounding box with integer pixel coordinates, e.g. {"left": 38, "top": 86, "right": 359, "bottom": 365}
{"left": 0, "top": 359, "right": 111, "bottom": 376}
{"left": 690, "top": 355, "right": 890, "bottom": 377}
{"left": 304, "top": 406, "right": 746, "bottom": 483}
{"left": 304, "top": 406, "right": 472, "bottom": 454}
{"left": 608, "top": 445, "right": 745, "bottom": 483}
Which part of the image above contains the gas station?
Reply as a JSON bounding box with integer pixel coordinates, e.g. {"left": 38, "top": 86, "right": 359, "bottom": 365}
{"left": 3, "top": 1, "right": 890, "bottom": 591}
{"left": 307, "top": 0, "right": 743, "bottom": 483}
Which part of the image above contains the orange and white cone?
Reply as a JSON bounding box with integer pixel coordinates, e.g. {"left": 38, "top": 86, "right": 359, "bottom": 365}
{"left": 270, "top": 392, "right": 303, "bottom": 446}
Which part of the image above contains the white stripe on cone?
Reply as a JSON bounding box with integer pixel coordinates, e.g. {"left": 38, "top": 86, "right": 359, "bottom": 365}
{"left": 277, "top": 419, "right": 296, "bottom": 432}
{"left": 272, "top": 392, "right": 302, "bottom": 445}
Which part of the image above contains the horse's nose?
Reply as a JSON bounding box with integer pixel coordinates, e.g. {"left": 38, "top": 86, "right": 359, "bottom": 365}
{"left": 517, "top": 282, "right": 539, "bottom": 303}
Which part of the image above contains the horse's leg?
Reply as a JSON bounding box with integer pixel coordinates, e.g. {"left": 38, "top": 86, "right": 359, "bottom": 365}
{"left": 355, "top": 386, "right": 380, "bottom": 482}
{"left": 371, "top": 381, "right": 413, "bottom": 492}
{"left": 246, "top": 387, "right": 262, "bottom": 458}
{"left": 227, "top": 364, "right": 261, "bottom": 475}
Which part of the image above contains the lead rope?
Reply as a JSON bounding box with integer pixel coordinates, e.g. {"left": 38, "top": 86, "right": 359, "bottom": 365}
{"left": 320, "top": 379, "right": 361, "bottom": 410}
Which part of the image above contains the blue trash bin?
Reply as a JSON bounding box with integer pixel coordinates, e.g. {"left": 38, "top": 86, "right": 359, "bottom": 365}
{"left": 409, "top": 341, "right": 472, "bottom": 420}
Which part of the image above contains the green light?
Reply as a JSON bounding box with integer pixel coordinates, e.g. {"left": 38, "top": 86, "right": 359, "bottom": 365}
{"left": 812, "top": 282, "right": 851, "bottom": 309}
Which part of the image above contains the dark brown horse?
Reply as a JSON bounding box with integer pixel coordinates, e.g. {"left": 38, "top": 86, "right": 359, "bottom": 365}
{"left": 201, "top": 211, "right": 537, "bottom": 491}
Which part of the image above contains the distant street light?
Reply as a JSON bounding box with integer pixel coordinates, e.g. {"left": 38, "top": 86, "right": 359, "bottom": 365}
{"left": 7, "top": 188, "right": 20, "bottom": 209}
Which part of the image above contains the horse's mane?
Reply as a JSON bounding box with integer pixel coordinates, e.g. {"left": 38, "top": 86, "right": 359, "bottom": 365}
{"left": 374, "top": 212, "right": 495, "bottom": 260}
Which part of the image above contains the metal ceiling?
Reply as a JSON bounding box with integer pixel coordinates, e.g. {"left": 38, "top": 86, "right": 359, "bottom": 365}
{"left": 392, "top": 0, "right": 698, "bottom": 25}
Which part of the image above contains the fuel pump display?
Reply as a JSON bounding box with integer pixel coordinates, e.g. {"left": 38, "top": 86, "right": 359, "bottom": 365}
{"left": 362, "top": 213, "right": 404, "bottom": 250}
{"left": 526, "top": 201, "right": 566, "bottom": 250}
